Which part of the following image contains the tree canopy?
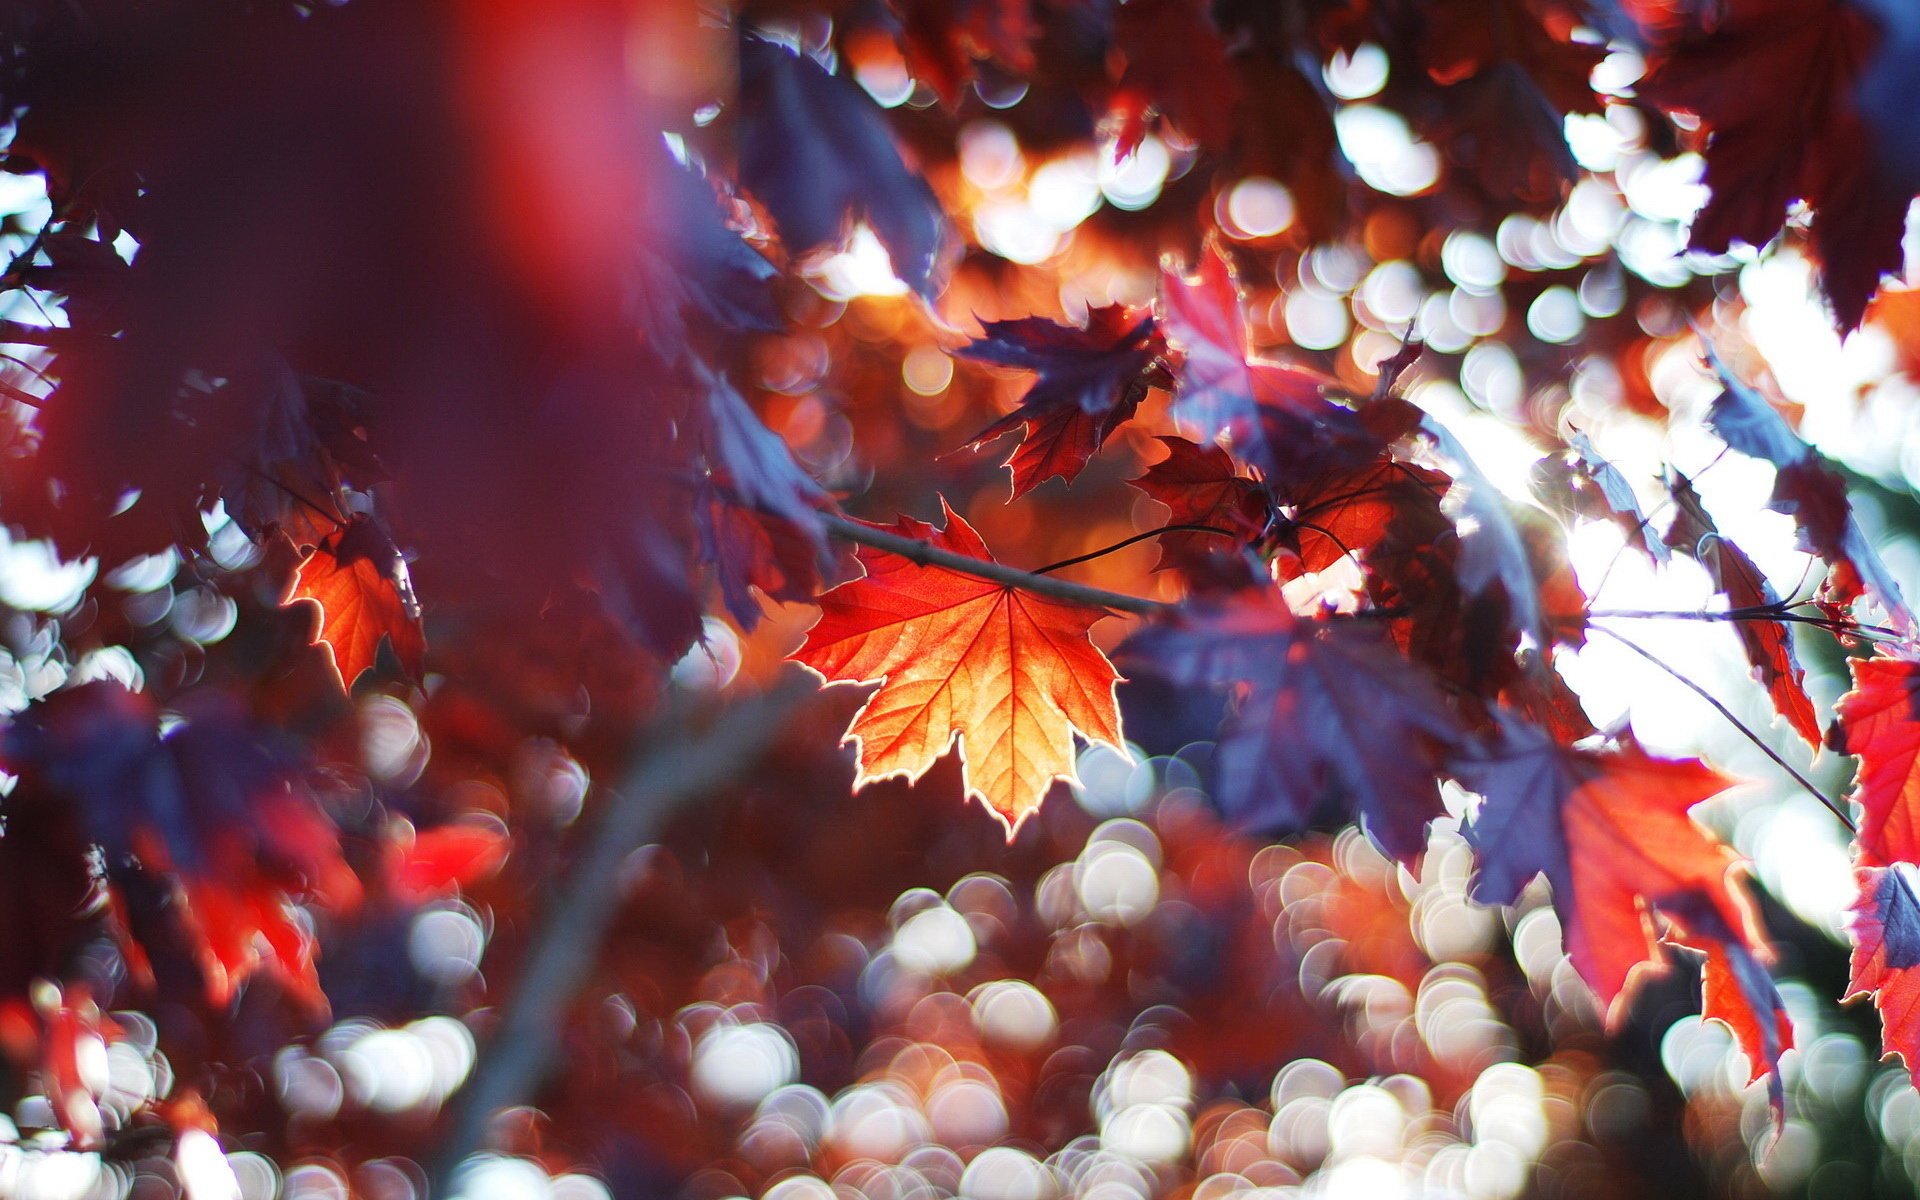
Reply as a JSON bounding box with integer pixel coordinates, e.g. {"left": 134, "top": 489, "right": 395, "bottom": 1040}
{"left": 2, "top": 0, "right": 1920, "bottom": 1197}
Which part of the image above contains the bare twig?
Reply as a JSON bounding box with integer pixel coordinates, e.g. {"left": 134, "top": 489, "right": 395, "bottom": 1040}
{"left": 1590, "top": 624, "right": 1855, "bottom": 832}
{"left": 822, "top": 513, "right": 1171, "bottom": 616}
{"left": 430, "top": 671, "right": 821, "bottom": 1193}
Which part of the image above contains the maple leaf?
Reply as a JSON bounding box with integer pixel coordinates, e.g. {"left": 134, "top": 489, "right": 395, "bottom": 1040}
{"left": 1665, "top": 471, "right": 1820, "bottom": 747}
{"left": 1159, "top": 244, "right": 1376, "bottom": 484}
{"left": 958, "top": 306, "right": 1162, "bottom": 498}
{"left": 1411, "top": 0, "right": 1605, "bottom": 207}
{"left": 1420, "top": 415, "right": 1559, "bottom": 649}
{"left": 1120, "top": 588, "right": 1466, "bottom": 863}
{"left": 384, "top": 823, "right": 510, "bottom": 905}
{"left": 1276, "top": 458, "right": 1471, "bottom": 678}
{"left": 285, "top": 515, "right": 426, "bottom": 691}
{"left": 1108, "top": 0, "right": 1240, "bottom": 158}
{"left": 693, "top": 364, "right": 832, "bottom": 624}
{"left": 893, "top": 0, "right": 1037, "bottom": 108}
{"left": 1129, "top": 435, "right": 1272, "bottom": 571}
{"left": 1281, "top": 458, "right": 1454, "bottom": 582}
{"left": 792, "top": 501, "right": 1126, "bottom": 833}
{"left": 700, "top": 500, "right": 835, "bottom": 629}
{"left": 737, "top": 35, "right": 945, "bottom": 295}
{"left": 697, "top": 362, "right": 825, "bottom": 532}
{"left": 1641, "top": 0, "right": 1903, "bottom": 329}
{"left": 1703, "top": 344, "right": 1916, "bottom": 638}
{"left": 629, "top": 145, "right": 782, "bottom": 354}
{"left": 1663, "top": 895, "right": 1793, "bottom": 1122}
{"left": 1848, "top": 865, "right": 1920, "bottom": 1087}
{"left": 1530, "top": 433, "right": 1667, "bottom": 564}
{"left": 0, "top": 683, "right": 359, "bottom": 1011}
{"left": 1454, "top": 721, "right": 1758, "bottom": 1017}
{"left": 215, "top": 363, "right": 385, "bottom": 549}
{"left": 1834, "top": 652, "right": 1920, "bottom": 867}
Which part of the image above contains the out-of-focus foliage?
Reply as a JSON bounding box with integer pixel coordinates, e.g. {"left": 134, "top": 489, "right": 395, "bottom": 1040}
{"left": 4, "top": 1, "right": 1920, "bottom": 1198}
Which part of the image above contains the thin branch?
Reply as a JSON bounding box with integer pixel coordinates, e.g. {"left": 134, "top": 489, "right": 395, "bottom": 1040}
{"left": 822, "top": 512, "right": 1172, "bottom": 616}
{"left": 1583, "top": 605, "right": 1900, "bottom": 640}
{"left": 430, "top": 672, "right": 821, "bottom": 1193}
{"left": 0, "top": 378, "right": 44, "bottom": 409}
{"left": 1032, "top": 523, "right": 1239, "bottom": 575}
{"left": 1590, "top": 624, "right": 1855, "bottom": 833}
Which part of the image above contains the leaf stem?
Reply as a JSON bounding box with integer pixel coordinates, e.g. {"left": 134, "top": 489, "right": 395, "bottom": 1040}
{"left": 821, "top": 512, "right": 1173, "bottom": 616}
{"left": 1031, "top": 523, "right": 1239, "bottom": 575}
{"left": 1590, "top": 623, "right": 1855, "bottom": 833}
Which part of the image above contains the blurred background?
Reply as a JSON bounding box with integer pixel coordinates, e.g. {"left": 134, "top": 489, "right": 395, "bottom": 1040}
{"left": 0, "top": 1, "right": 1916, "bottom": 1198}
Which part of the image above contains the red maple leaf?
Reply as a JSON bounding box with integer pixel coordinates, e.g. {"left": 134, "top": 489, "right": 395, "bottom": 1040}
{"left": 1848, "top": 865, "right": 1920, "bottom": 1087}
{"left": 958, "top": 306, "right": 1162, "bottom": 498}
{"left": 1121, "top": 587, "right": 1466, "bottom": 862}
{"left": 1159, "top": 244, "right": 1377, "bottom": 485}
{"left": 1703, "top": 344, "right": 1915, "bottom": 637}
{"left": 1108, "top": 0, "right": 1240, "bottom": 158}
{"left": 1665, "top": 471, "right": 1820, "bottom": 747}
{"left": 1454, "top": 721, "right": 1760, "bottom": 1018}
{"left": 0, "top": 684, "right": 360, "bottom": 1012}
{"left": 384, "top": 822, "right": 510, "bottom": 905}
{"left": 285, "top": 515, "right": 427, "bottom": 691}
{"left": 1663, "top": 896, "right": 1793, "bottom": 1122}
{"left": 1836, "top": 652, "right": 1920, "bottom": 867}
{"left": 1129, "top": 436, "right": 1272, "bottom": 571}
{"left": 1642, "top": 0, "right": 1904, "bottom": 329}
{"left": 792, "top": 501, "right": 1127, "bottom": 833}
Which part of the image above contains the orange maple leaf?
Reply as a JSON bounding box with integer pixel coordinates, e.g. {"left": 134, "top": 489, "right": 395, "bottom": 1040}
{"left": 285, "top": 515, "right": 426, "bottom": 690}
{"left": 792, "top": 500, "right": 1126, "bottom": 833}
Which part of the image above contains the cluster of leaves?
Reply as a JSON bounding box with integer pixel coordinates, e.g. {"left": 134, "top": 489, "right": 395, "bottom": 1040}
{"left": 2, "top": 0, "right": 1920, "bottom": 1192}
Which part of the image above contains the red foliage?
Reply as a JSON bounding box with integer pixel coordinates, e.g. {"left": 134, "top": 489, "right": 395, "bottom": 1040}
{"left": 4, "top": 0, "right": 1920, "bottom": 1190}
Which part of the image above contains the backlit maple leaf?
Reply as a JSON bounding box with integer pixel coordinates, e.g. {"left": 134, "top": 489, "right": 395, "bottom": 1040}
{"left": 1281, "top": 459, "right": 1454, "bottom": 591}
{"left": 1159, "top": 244, "right": 1377, "bottom": 485}
{"left": 1835, "top": 652, "right": 1920, "bottom": 867}
{"left": 284, "top": 515, "right": 426, "bottom": 691}
{"left": 1641, "top": 0, "right": 1902, "bottom": 330}
{"left": 1454, "top": 721, "right": 1759, "bottom": 1018}
{"left": 1663, "top": 895, "right": 1793, "bottom": 1122}
{"left": 792, "top": 501, "right": 1126, "bottom": 833}
{"left": 1664, "top": 471, "right": 1820, "bottom": 747}
{"left": 1129, "top": 436, "right": 1271, "bottom": 571}
{"left": 1848, "top": 865, "right": 1920, "bottom": 1087}
{"left": 1530, "top": 433, "right": 1667, "bottom": 564}
{"left": 959, "top": 306, "right": 1162, "bottom": 499}
{"left": 1703, "top": 343, "right": 1915, "bottom": 638}
{"left": 1120, "top": 587, "right": 1466, "bottom": 863}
